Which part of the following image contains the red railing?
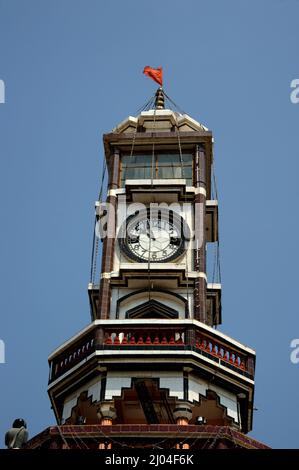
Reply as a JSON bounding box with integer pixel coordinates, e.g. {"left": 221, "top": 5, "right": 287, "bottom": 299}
{"left": 49, "top": 325, "right": 254, "bottom": 383}
{"left": 193, "top": 335, "right": 246, "bottom": 371}
{"left": 103, "top": 330, "right": 185, "bottom": 346}
{"left": 50, "top": 334, "right": 95, "bottom": 381}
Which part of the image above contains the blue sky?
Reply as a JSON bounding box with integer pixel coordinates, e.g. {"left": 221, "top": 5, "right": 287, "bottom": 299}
{"left": 0, "top": 0, "right": 298, "bottom": 448}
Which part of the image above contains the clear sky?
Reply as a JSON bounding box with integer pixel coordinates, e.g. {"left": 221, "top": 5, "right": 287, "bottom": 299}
{"left": 0, "top": 0, "right": 298, "bottom": 449}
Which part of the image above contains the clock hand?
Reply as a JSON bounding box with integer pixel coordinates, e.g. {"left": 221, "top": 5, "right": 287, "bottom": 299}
{"left": 145, "top": 221, "right": 156, "bottom": 240}
{"left": 149, "top": 228, "right": 156, "bottom": 240}
{"left": 145, "top": 231, "right": 156, "bottom": 241}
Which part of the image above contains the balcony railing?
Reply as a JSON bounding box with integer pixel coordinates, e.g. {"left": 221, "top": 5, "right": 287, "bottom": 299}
{"left": 49, "top": 332, "right": 95, "bottom": 382}
{"left": 49, "top": 324, "right": 255, "bottom": 383}
{"left": 103, "top": 330, "right": 185, "bottom": 347}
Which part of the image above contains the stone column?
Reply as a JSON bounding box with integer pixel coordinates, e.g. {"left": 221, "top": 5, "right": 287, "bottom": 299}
{"left": 97, "top": 401, "right": 116, "bottom": 450}
{"left": 97, "top": 401, "right": 116, "bottom": 425}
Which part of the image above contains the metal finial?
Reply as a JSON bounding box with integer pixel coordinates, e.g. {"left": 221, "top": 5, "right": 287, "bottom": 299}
{"left": 155, "top": 87, "right": 165, "bottom": 109}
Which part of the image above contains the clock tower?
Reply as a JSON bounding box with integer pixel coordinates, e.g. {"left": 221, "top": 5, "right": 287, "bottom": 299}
{"left": 27, "top": 88, "right": 268, "bottom": 449}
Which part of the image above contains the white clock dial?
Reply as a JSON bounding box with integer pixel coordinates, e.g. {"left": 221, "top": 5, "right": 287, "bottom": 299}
{"left": 120, "top": 210, "right": 186, "bottom": 263}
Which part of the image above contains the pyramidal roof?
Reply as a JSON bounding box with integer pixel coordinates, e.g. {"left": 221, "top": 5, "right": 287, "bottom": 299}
{"left": 112, "top": 88, "right": 208, "bottom": 134}
{"left": 113, "top": 109, "right": 209, "bottom": 134}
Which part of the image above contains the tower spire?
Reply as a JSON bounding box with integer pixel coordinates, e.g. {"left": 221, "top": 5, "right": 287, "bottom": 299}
{"left": 154, "top": 87, "right": 165, "bottom": 109}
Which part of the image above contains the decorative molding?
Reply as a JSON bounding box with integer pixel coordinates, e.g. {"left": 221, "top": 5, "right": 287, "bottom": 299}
{"left": 126, "top": 299, "right": 179, "bottom": 320}
{"left": 116, "top": 288, "right": 188, "bottom": 319}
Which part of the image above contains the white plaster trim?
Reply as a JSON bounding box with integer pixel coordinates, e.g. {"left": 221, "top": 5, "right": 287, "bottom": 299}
{"left": 188, "top": 376, "right": 239, "bottom": 423}
{"left": 194, "top": 187, "right": 207, "bottom": 196}
{"left": 61, "top": 378, "right": 102, "bottom": 422}
{"left": 101, "top": 272, "right": 113, "bottom": 279}
{"left": 48, "top": 348, "right": 254, "bottom": 393}
{"left": 62, "top": 397, "right": 78, "bottom": 422}
{"left": 207, "top": 283, "right": 221, "bottom": 290}
{"left": 177, "top": 114, "right": 209, "bottom": 132}
{"left": 105, "top": 187, "right": 207, "bottom": 197}
{"left": 140, "top": 109, "right": 177, "bottom": 121}
{"left": 104, "top": 371, "right": 184, "bottom": 401}
{"left": 206, "top": 199, "right": 218, "bottom": 206}
{"left": 105, "top": 376, "right": 131, "bottom": 400}
{"left": 93, "top": 271, "right": 207, "bottom": 281}
{"left": 188, "top": 377, "right": 206, "bottom": 402}
{"left": 160, "top": 376, "right": 184, "bottom": 400}
{"left": 107, "top": 188, "right": 126, "bottom": 197}
{"left": 113, "top": 116, "right": 138, "bottom": 133}
{"left": 125, "top": 179, "right": 187, "bottom": 187}
{"left": 210, "top": 384, "right": 239, "bottom": 422}
{"left": 119, "top": 263, "right": 191, "bottom": 271}
{"left": 93, "top": 349, "right": 255, "bottom": 385}
{"left": 88, "top": 381, "right": 102, "bottom": 403}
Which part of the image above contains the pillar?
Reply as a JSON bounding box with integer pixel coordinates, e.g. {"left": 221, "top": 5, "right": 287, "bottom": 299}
{"left": 173, "top": 403, "right": 193, "bottom": 450}
{"left": 97, "top": 401, "right": 116, "bottom": 450}
{"left": 194, "top": 144, "right": 207, "bottom": 324}
{"left": 97, "top": 401, "right": 116, "bottom": 425}
{"left": 97, "top": 149, "right": 120, "bottom": 319}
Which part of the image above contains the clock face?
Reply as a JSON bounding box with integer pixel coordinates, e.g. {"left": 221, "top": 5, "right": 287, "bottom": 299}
{"left": 119, "top": 209, "right": 187, "bottom": 262}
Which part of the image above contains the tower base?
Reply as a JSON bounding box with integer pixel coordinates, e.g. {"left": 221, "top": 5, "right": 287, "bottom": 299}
{"left": 26, "top": 424, "right": 269, "bottom": 449}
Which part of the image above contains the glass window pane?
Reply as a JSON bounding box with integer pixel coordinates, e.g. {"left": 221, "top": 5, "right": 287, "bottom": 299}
{"left": 121, "top": 155, "right": 129, "bottom": 164}
{"left": 137, "top": 155, "right": 152, "bottom": 164}
{"left": 158, "top": 154, "right": 181, "bottom": 164}
{"left": 122, "top": 155, "right": 137, "bottom": 164}
{"left": 158, "top": 165, "right": 185, "bottom": 179}
{"left": 183, "top": 167, "right": 192, "bottom": 178}
{"left": 125, "top": 167, "right": 136, "bottom": 179}
{"left": 158, "top": 166, "right": 172, "bottom": 178}
{"left": 173, "top": 166, "right": 183, "bottom": 178}
{"left": 121, "top": 153, "right": 193, "bottom": 184}
{"left": 122, "top": 154, "right": 152, "bottom": 164}
{"left": 158, "top": 154, "right": 193, "bottom": 164}
{"left": 144, "top": 167, "right": 152, "bottom": 179}
{"left": 182, "top": 154, "right": 193, "bottom": 163}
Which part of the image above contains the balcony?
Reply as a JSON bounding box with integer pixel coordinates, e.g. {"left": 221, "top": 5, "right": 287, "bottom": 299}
{"left": 48, "top": 319, "right": 255, "bottom": 385}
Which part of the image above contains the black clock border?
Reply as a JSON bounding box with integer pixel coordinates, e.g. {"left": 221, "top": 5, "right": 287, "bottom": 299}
{"left": 119, "top": 208, "right": 189, "bottom": 263}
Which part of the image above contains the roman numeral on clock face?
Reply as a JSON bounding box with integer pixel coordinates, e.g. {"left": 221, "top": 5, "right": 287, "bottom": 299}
{"left": 121, "top": 211, "right": 187, "bottom": 263}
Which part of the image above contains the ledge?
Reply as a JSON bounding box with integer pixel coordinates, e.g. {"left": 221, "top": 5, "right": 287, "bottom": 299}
{"left": 25, "top": 424, "right": 270, "bottom": 449}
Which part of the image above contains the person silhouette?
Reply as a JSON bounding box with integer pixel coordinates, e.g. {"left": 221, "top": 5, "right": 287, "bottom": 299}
{"left": 5, "top": 419, "right": 28, "bottom": 449}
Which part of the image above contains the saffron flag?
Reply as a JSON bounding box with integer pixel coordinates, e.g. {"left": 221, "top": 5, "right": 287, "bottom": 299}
{"left": 143, "top": 66, "right": 163, "bottom": 86}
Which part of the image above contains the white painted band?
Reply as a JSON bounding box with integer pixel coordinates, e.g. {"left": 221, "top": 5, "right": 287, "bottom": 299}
{"left": 194, "top": 187, "right": 206, "bottom": 196}
{"left": 101, "top": 272, "right": 112, "bottom": 279}
{"left": 100, "top": 271, "right": 208, "bottom": 281}
{"left": 107, "top": 187, "right": 206, "bottom": 197}
{"left": 107, "top": 189, "right": 126, "bottom": 197}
